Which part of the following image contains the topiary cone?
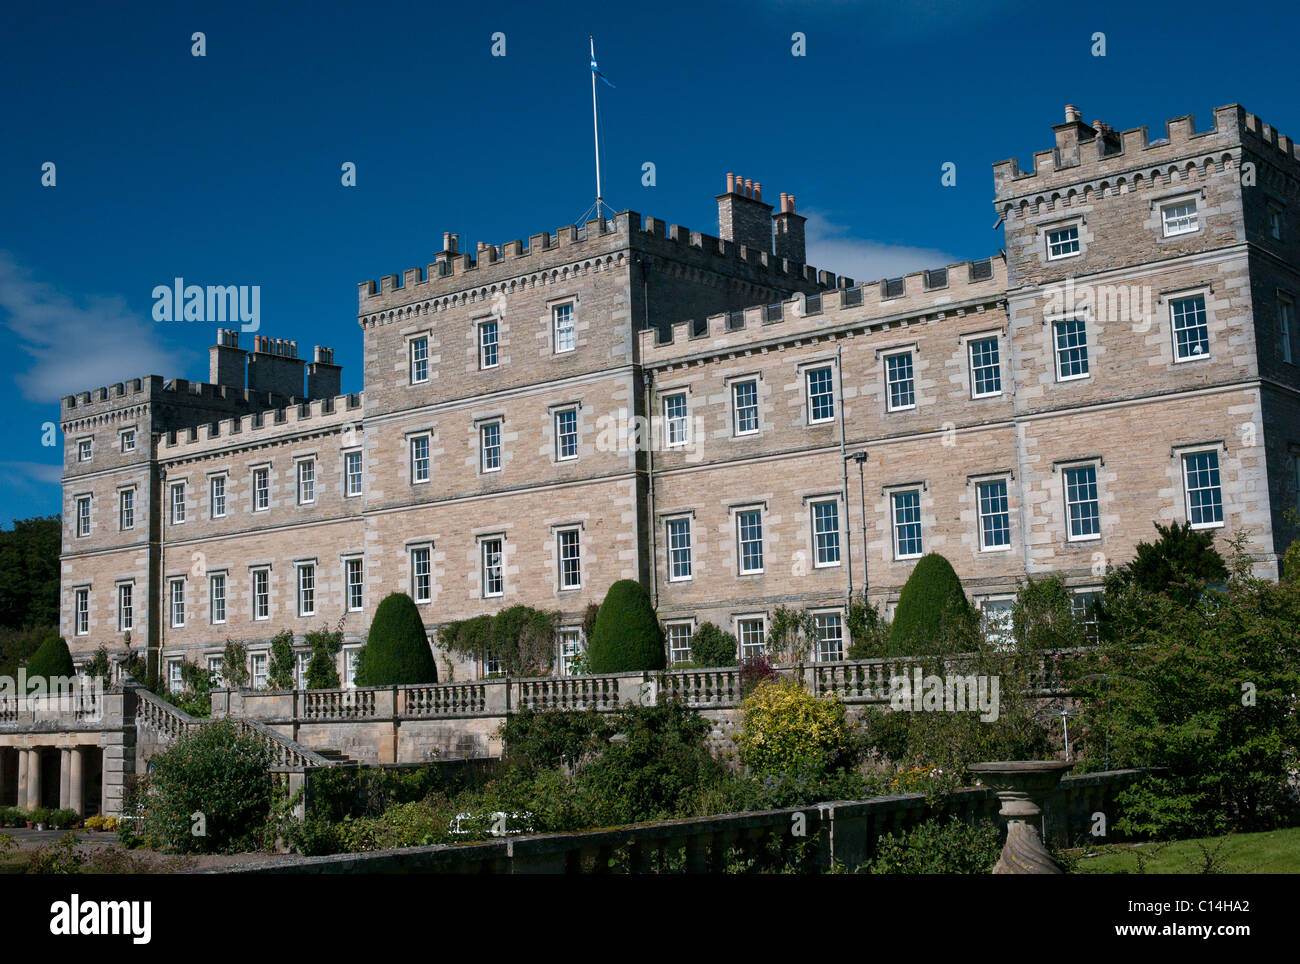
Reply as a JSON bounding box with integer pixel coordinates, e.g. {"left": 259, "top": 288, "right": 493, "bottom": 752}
{"left": 356, "top": 592, "right": 438, "bottom": 686}
{"left": 587, "top": 579, "right": 666, "bottom": 673}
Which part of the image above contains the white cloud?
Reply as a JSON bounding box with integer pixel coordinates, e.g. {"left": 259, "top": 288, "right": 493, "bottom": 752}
{"left": 802, "top": 210, "right": 962, "bottom": 284}
{"left": 0, "top": 461, "right": 62, "bottom": 489}
{"left": 0, "top": 251, "right": 193, "bottom": 403}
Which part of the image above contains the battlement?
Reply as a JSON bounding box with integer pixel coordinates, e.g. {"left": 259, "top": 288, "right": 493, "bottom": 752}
{"left": 61, "top": 375, "right": 282, "bottom": 413}
{"left": 357, "top": 208, "right": 834, "bottom": 319}
{"left": 639, "top": 255, "right": 1006, "bottom": 359}
{"left": 158, "top": 391, "right": 365, "bottom": 457}
{"left": 991, "top": 104, "right": 1290, "bottom": 203}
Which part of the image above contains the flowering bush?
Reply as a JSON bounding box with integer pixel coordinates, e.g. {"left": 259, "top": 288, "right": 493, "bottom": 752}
{"left": 736, "top": 679, "right": 857, "bottom": 778}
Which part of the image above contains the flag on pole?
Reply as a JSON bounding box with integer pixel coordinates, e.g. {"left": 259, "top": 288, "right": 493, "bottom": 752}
{"left": 591, "top": 52, "right": 614, "bottom": 88}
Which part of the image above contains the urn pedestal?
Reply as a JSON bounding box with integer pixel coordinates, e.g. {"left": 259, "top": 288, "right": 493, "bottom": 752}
{"left": 968, "top": 761, "right": 1072, "bottom": 874}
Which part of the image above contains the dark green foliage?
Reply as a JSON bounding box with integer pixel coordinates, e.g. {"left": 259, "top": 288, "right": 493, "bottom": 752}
{"left": 0, "top": 627, "right": 51, "bottom": 680}
{"left": 500, "top": 708, "right": 610, "bottom": 772}
{"left": 0, "top": 516, "right": 60, "bottom": 631}
{"left": 438, "top": 607, "right": 560, "bottom": 677}
{"left": 164, "top": 660, "right": 213, "bottom": 717}
{"left": 586, "top": 579, "right": 666, "bottom": 673}
{"left": 84, "top": 645, "right": 111, "bottom": 681}
{"left": 847, "top": 598, "right": 890, "bottom": 659}
{"left": 1103, "top": 520, "right": 1229, "bottom": 610}
{"left": 267, "top": 630, "right": 296, "bottom": 690}
{"left": 867, "top": 817, "right": 1003, "bottom": 874}
{"left": 221, "top": 640, "right": 250, "bottom": 689}
{"left": 887, "top": 553, "right": 975, "bottom": 656}
{"left": 1079, "top": 541, "right": 1300, "bottom": 838}
{"left": 689, "top": 622, "right": 737, "bottom": 667}
{"left": 356, "top": 593, "right": 437, "bottom": 686}
{"left": 1283, "top": 538, "right": 1300, "bottom": 584}
{"left": 1011, "top": 575, "right": 1089, "bottom": 651}
{"left": 24, "top": 633, "right": 74, "bottom": 681}
{"left": 576, "top": 699, "right": 723, "bottom": 825}
{"left": 582, "top": 603, "right": 600, "bottom": 641}
{"left": 141, "top": 719, "right": 273, "bottom": 853}
{"left": 305, "top": 761, "right": 494, "bottom": 823}
{"left": 304, "top": 623, "right": 344, "bottom": 689}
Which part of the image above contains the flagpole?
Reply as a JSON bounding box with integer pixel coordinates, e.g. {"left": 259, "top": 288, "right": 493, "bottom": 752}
{"left": 590, "top": 34, "right": 603, "bottom": 218}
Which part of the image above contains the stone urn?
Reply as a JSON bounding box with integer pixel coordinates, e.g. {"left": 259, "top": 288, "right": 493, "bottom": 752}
{"left": 968, "top": 761, "right": 1072, "bottom": 874}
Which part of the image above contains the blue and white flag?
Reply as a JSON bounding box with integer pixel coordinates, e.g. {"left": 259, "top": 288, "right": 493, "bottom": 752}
{"left": 591, "top": 55, "right": 614, "bottom": 88}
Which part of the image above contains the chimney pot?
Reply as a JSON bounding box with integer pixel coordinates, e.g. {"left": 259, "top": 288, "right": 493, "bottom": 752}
{"left": 753, "top": 182, "right": 762, "bottom": 201}
{"left": 726, "top": 172, "right": 736, "bottom": 193}
{"left": 1065, "top": 104, "right": 1081, "bottom": 123}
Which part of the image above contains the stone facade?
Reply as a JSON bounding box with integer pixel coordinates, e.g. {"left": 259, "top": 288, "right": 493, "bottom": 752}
{"left": 57, "top": 103, "right": 1300, "bottom": 683}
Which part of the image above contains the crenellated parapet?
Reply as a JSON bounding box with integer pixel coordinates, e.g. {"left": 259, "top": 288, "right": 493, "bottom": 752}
{"left": 639, "top": 255, "right": 1005, "bottom": 362}
{"left": 157, "top": 391, "right": 365, "bottom": 461}
{"left": 356, "top": 209, "right": 834, "bottom": 325}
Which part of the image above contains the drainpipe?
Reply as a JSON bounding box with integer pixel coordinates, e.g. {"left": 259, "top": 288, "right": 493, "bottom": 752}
{"left": 836, "top": 343, "right": 852, "bottom": 606}
{"left": 646, "top": 367, "right": 658, "bottom": 607}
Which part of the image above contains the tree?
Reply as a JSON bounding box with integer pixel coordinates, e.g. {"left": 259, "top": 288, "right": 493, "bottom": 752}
{"left": 304, "top": 624, "right": 344, "bottom": 689}
{"left": 1103, "top": 520, "right": 1228, "bottom": 608}
{"left": 221, "top": 640, "right": 250, "bottom": 689}
{"left": 1011, "top": 575, "right": 1089, "bottom": 652}
{"left": 0, "top": 516, "right": 60, "bottom": 630}
{"left": 688, "top": 622, "right": 737, "bottom": 667}
{"left": 24, "top": 633, "right": 74, "bottom": 680}
{"left": 355, "top": 593, "right": 437, "bottom": 686}
{"left": 887, "top": 553, "right": 975, "bottom": 656}
{"left": 586, "top": 580, "right": 666, "bottom": 673}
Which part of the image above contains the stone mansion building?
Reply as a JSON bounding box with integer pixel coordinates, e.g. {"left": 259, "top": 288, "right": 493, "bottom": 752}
{"left": 58, "top": 103, "right": 1300, "bottom": 688}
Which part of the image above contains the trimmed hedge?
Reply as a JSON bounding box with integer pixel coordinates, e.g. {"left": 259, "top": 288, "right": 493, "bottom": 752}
{"left": 24, "top": 633, "right": 74, "bottom": 680}
{"left": 689, "top": 622, "right": 737, "bottom": 667}
{"left": 887, "top": 553, "right": 972, "bottom": 656}
{"left": 586, "top": 580, "right": 666, "bottom": 673}
{"left": 355, "top": 593, "right": 438, "bottom": 686}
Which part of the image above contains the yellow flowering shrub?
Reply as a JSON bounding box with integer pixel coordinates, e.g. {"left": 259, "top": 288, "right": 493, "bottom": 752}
{"left": 736, "top": 679, "right": 856, "bottom": 777}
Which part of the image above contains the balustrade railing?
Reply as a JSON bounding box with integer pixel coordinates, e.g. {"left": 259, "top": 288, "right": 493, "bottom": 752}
{"left": 517, "top": 675, "right": 621, "bottom": 712}
{"left": 302, "top": 687, "right": 378, "bottom": 721}
{"left": 401, "top": 682, "right": 487, "bottom": 718}
{"left": 660, "top": 667, "right": 740, "bottom": 707}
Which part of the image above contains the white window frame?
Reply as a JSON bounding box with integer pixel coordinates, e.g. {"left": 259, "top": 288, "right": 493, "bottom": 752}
{"left": 558, "top": 627, "right": 584, "bottom": 676}
{"left": 735, "top": 614, "right": 767, "bottom": 661}
{"left": 481, "top": 536, "right": 505, "bottom": 598}
{"left": 976, "top": 477, "right": 1012, "bottom": 552}
{"left": 210, "top": 474, "right": 227, "bottom": 519}
{"left": 117, "top": 582, "right": 133, "bottom": 633}
{"left": 77, "top": 437, "right": 93, "bottom": 462}
{"left": 1160, "top": 196, "right": 1200, "bottom": 237}
{"left": 979, "top": 595, "right": 1016, "bottom": 650}
{"left": 1180, "top": 447, "right": 1225, "bottom": 530}
{"left": 812, "top": 610, "right": 845, "bottom": 663}
{"left": 552, "top": 302, "right": 576, "bottom": 354}
{"left": 344, "top": 450, "right": 363, "bottom": 497}
{"left": 1053, "top": 316, "right": 1090, "bottom": 382}
{"left": 665, "top": 620, "right": 694, "bottom": 666}
{"left": 1169, "top": 293, "right": 1211, "bottom": 363}
{"left": 169, "top": 482, "right": 186, "bottom": 525}
{"left": 76, "top": 496, "right": 91, "bottom": 537}
{"left": 810, "top": 498, "right": 841, "bottom": 568}
{"left": 297, "top": 562, "right": 316, "bottom": 617}
{"left": 890, "top": 488, "right": 924, "bottom": 560}
{"left": 119, "top": 488, "right": 134, "bottom": 531}
{"left": 409, "top": 335, "right": 430, "bottom": 384}
{"left": 410, "top": 545, "right": 432, "bottom": 604}
{"left": 732, "top": 379, "right": 760, "bottom": 436}
{"left": 662, "top": 392, "right": 689, "bottom": 448}
{"left": 478, "top": 318, "right": 499, "bottom": 369}
{"left": 250, "top": 652, "right": 269, "bottom": 691}
{"left": 735, "top": 507, "right": 765, "bottom": 575}
{"left": 480, "top": 420, "right": 502, "bottom": 473}
{"left": 74, "top": 588, "right": 89, "bottom": 636}
{"left": 210, "top": 572, "right": 227, "bottom": 625}
{"left": 343, "top": 646, "right": 362, "bottom": 690}
{"left": 252, "top": 466, "right": 270, "bottom": 512}
{"left": 119, "top": 429, "right": 136, "bottom": 453}
{"left": 967, "top": 335, "right": 1002, "bottom": 399}
{"left": 167, "top": 659, "right": 184, "bottom": 695}
{"left": 345, "top": 556, "right": 364, "bottom": 612}
{"left": 251, "top": 567, "right": 270, "bottom": 621}
{"left": 665, "top": 515, "right": 693, "bottom": 582}
{"left": 805, "top": 365, "right": 837, "bottom": 424}
{"left": 1045, "top": 222, "right": 1081, "bottom": 261}
{"left": 1062, "top": 462, "right": 1102, "bottom": 542}
{"left": 882, "top": 350, "right": 916, "bottom": 412}
{"left": 169, "top": 578, "right": 186, "bottom": 628}
{"left": 296, "top": 458, "right": 316, "bottom": 505}
{"left": 554, "top": 406, "right": 579, "bottom": 461}
{"left": 410, "top": 433, "right": 431, "bottom": 484}
{"left": 209, "top": 655, "right": 226, "bottom": 688}
{"left": 557, "top": 527, "right": 582, "bottom": 591}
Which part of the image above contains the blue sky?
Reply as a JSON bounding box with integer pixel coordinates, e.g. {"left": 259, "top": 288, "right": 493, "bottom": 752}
{"left": 2, "top": 0, "right": 1296, "bottom": 525}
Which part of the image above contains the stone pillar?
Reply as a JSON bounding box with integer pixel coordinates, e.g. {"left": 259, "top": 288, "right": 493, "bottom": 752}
{"left": 69, "top": 748, "right": 85, "bottom": 816}
{"left": 25, "top": 748, "right": 41, "bottom": 809}
{"left": 16, "top": 750, "right": 27, "bottom": 809}
{"left": 59, "top": 748, "right": 71, "bottom": 810}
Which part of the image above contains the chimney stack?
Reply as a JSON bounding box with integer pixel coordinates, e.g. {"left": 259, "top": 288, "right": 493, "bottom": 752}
{"left": 209, "top": 329, "right": 246, "bottom": 390}
{"left": 772, "top": 191, "right": 806, "bottom": 264}
{"left": 307, "top": 345, "right": 342, "bottom": 399}
{"left": 246, "top": 334, "right": 306, "bottom": 400}
{"left": 716, "top": 172, "right": 774, "bottom": 253}
{"left": 1052, "top": 103, "right": 1097, "bottom": 169}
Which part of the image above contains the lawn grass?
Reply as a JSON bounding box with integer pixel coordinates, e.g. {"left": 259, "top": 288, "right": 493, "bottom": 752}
{"left": 1070, "top": 827, "right": 1300, "bottom": 874}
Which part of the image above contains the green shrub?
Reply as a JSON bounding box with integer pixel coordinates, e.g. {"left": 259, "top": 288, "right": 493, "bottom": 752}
{"left": 576, "top": 700, "right": 722, "bottom": 824}
{"left": 735, "top": 678, "right": 857, "bottom": 778}
{"left": 84, "top": 646, "right": 111, "bottom": 682}
{"left": 1103, "top": 520, "right": 1229, "bottom": 610}
{"left": 48, "top": 808, "right": 79, "bottom": 829}
{"left": 1011, "top": 575, "right": 1089, "bottom": 651}
{"left": 500, "top": 708, "right": 610, "bottom": 772}
{"left": 688, "top": 622, "right": 737, "bottom": 667}
{"left": 847, "top": 599, "right": 890, "bottom": 659}
{"left": 437, "top": 607, "right": 560, "bottom": 677}
{"left": 304, "top": 623, "right": 344, "bottom": 689}
{"left": 25, "top": 832, "right": 84, "bottom": 874}
{"left": 356, "top": 593, "right": 437, "bottom": 686}
{"left": 1282, "top": 538, "right": 1300, "bottom": 584}
{"left": 221, "top": 640, "right": 250, "bottom": 689}
{"left": 867, "top": 817, "right": 1002, "bottom": 874}
{"left": 586, "top": 580, "right": 666, "bottom": 673}
{"left": 887, "top": 553, "right": 975, "bottom": 656}
{"left": 141, "top": 719, "right": 273, "bottom": 853}
{"left": 24, "top": 633, "right": 74, "bottom": 681}
{"left": 267, "top": 630, "right": 297, "bottom": 690}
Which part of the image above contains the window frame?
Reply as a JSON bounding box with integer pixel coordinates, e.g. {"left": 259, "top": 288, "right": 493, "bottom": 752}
{"left": 882, "top": 349, "right": 916, "bottom": 412}
{"left": 74, "top": 587, "right": 89, "bottom": 636}
{"left": 735, "top": 507, "right": 765, "bottom": 575}
{"left": 210, "top": 473, "right": 227, "bottom": 519}
{"left": 409, "top": 433, "right": 431, "bottom": 485}
{"left": 552, "top": 302, "right": 576, "bottom": 354}
{"left": 480, "top": 536, "right": 505, "bottom": 598}
{"left": 251, "top": 567, "right": 270, "bottom": 621}
{"left": 810, "top": 498, "right": 841, "bottom": 568}
{"left": 479, "top": 420, "right": 503, "bottom": 474}
{"left": 117, "top": 582, "right": 133, "bottom": 633}
{"left": 975, "top": 477, "right": 1013, "bottom": 552}
{"left": 344, "top": 556, "right": 364, "bottom": 612}
{"left": 75, "top": 495, "right": 91, "bottom": 537}
{"left": 210, "top": 572, "right": 227, "bottom": 625}
{"left": 735, "top": 614, "right": 767, "bottom": 661}
{"left": 296, "top": 458, "right": 316, "bottom": 505}
{"left": 1159, "top": 196, "right": 1200, "bottom": 237}
{"left": 967, "top": 335, "right": 1003, "bottom": 399}
{"left": 890, "top": 487, "right": 924, "bottom": 560}
{"left": 1180, "top": 447, "right": 1225, "bottom": 530}
{"left": 251, "top": 465, "right": 270, "bottom": 512}
{"left": 409, "top": 335, "right": 430, "bottom": 385}
{"left": 731, "top": 378, "right": 760, "bottom": 436}
{"left": 118, "top": 488, "right": 134, "bottom": 531}
{"left": 1169, "top": 293, "right": 1211, "bottom": 363}
{"left": 1052, "top": 316, "right": 1091, "bottom": 382}
{"left": 169, "top": 481, "right": 186, "bottom": 525}
{"left": 1045, "top": 222, "right": 1081, "bottom": 261}
{"left": 665, "top": 620, "right": 694, "bottom": 666}
{"left": 119, "top": 428, "right": 136, "bottom": 453}
{"left": 344, "top": 449, "right": 363, "bottom": 498}
{"left": 556, "top": 526, "right": 582, "bottom": 591}
{"left": 1062, "top": 462, "right": 1102, "bottom": 542}
{"left": 296, "top": 562, "right": 316, "bottom": 617}
{"left": 478, "top": 318, "right": 500, "bottom": 370}
{"left": 554, "top": 406, "right": 579, "bottom": 461}
{"left": 805, "top": 365, "right": 837, "bottom": 424}
{"left": 1279, "top": 292, "right": 1295, "bottom": 365}
{"left": 662, "top": 392, "right": 690, "bottom": 448}
{"left": 169, "top": 577, "right": 186, "bottom": 628}
{"left": 812, "top": 609, "right": 845, "bottom": 663}
{"left": 410, "top": 544, "right": 432, "bottom": 604}
{"left": 665, "top": 515, "right": 693, "bottom": 582}
{"left": 77, "top": 437, "right": 93, "bottom": 462}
